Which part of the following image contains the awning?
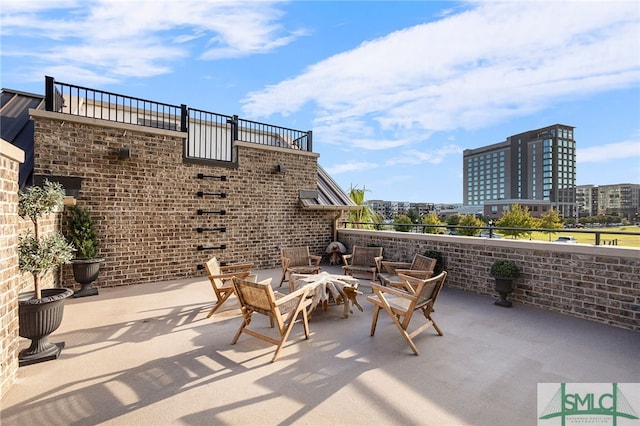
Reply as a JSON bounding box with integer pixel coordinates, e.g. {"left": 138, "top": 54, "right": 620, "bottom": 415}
{"left": 300, "top": 165, "right": 360, "bottom": 211}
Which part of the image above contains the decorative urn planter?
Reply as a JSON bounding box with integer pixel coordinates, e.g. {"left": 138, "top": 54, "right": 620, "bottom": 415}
{"left": 69, "top": 206, "right": 103, "bottom": 298}
{"left": 490, "top": 260, "right": 520, "bottom": 308}
{"left": 72, "top": 258, "right": 104, "bottom": 297}
{"left": 18, "top": 180, "right": 75, "bottom": 366}
{"left": 18, "top": 287, "right": 74, "bottom": 366}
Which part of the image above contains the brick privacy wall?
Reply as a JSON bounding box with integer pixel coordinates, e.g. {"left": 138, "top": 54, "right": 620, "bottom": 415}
{"left": 0, "top": 144, "right": 20, "bottom": 397}
{"left": 1, "top": 141, "right": 66, "bottom": 398}
{"left": 32, "top": 113, "right": 337, "bottom": 289}
{"left": 338, "top": 229, "right": 640, "bottom": 331}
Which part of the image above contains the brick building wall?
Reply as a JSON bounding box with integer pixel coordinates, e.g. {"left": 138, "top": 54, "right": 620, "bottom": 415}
{"left": 338, "top": 229, "right": 640, "bottom": 331}
{"left": 31, "top": 111, "right": 337, "bottom": 290}
{"left": 1, "top": 139, "right": 68, "bottom": 398}
{"left": 0, "top": 140, "right": 22, "bottom": 397}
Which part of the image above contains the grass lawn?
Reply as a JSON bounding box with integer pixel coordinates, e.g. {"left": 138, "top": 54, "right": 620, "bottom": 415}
{"left": 522, "top": 226, "right": 640, "bottom": 248}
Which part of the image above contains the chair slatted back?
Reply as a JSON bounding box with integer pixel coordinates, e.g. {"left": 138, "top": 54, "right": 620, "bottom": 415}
{"left": 411, "top": 255, "right": 437, "bottom": 273}
{"left": 205, "top": 257, "right": 224, "bottom": 291}
{"left": 281, "top": 247, "right": 311, "bottom": 267}
{"left": 352, "top": 246, "right": 383, "bottom": 266}
{"left": 400, "top": 271, "right": 447, "bottom": 308}
{"left": 234, "top": 279, "right": 276, "bottom": 317}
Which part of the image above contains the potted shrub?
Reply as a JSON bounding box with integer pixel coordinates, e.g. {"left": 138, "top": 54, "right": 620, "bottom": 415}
{"left": 490, "top": 259, "right": 520, "bottom": 307}
{"left": 18, "top": 180, "right": 75, "bottom": 365}
{"left": 69, "top": 206, "right": 104, "bottom": 297}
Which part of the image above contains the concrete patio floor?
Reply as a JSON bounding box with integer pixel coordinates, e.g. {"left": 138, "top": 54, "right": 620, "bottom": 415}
{"left": 2, "top": 265, "right": 639, "bottom": 425}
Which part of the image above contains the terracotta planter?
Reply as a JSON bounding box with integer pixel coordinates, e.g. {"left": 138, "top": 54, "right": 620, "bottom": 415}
{"left": 18, "top": 287, "right": 73, "bottom": 366}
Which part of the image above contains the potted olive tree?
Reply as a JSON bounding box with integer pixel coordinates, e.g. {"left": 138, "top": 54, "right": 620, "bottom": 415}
{"left": 18, "top": 180, "right": 75, "bottom": 365}
{"left": 69, "top": 206, "right": 104, "bottom": 297}
{"left": 490, "top": 259, "right": 520, "bottom": 307}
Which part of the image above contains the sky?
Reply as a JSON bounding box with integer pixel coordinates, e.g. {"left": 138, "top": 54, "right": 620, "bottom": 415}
{"left": 1, "top": 0, "right": 639, "bottom": 204}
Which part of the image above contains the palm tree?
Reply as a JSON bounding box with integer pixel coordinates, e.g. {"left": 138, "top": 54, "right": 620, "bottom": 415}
{"left": 347, "top": 185, "right": 380, "bottom": 229}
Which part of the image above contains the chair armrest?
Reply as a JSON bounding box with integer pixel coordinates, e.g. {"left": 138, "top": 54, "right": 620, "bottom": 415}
{"left": 396, "top": 269, "right": 434, "bottom": 279}
{"left": 381, "top": 261, "right": 411, "bottom": 274}
{"left": 220, "top": 263, "right": 254, "bottom": 273}
{"left": 371, "top": 282, "right": 414, "bottom": 300}
{"left": 210, "top": 271, "right": 250, "bottom": 281}
{"left": 308, "top": 255, "right": 322, "bottom": 266}
{"left": 342, "top": 254, "right": 353, "bottom": 266}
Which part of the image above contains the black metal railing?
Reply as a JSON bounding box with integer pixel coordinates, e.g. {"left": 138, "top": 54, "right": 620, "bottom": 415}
{"left": 45, "top": 76, "right": 313, "bottom": 163}
{"left": 342, "top": 221, "right": 640, "bottom": 247}
{"left": 237, "top": 116, "right": 311, "bottom": 152}
{"left": 46, "top": 76, "right": 184, "bottom": 131}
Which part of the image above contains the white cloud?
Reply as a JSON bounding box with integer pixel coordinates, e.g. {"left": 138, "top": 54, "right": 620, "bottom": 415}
{"left": 242, "top": 1, "right": 639, "bottom": 152}
{"left": 578, "top": 140, "right": 640, "bottom": 163}
{"left": 387, "top": 144, "right": 463, "bottom": 166}
{"left": 0, "top": 0, "right": 299, "bottom": 83}
{"left": 324, "top": 161, "right": 379, "bottom": 175}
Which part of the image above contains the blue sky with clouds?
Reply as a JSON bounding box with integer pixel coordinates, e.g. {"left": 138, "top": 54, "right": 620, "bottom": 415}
{"left": 1, "top": 1, "right": 638, "bottom": 204}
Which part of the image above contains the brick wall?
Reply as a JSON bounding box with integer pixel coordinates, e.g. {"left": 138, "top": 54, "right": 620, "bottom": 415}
{"left": 338, "top": 228, "right": 640, "bottom": 331}
{"left": 0, "top": 141, "right": 23, "bottom": 397}
{"left": 1, "top": 139, "right": 66, "bottom": 398}
{"left": 31, "top": 111, "right": 338, "bottom": 289}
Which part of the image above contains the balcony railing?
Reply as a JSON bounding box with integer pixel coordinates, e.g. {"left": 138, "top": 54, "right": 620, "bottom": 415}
{"left": 45, "top": 76, "right": 312, "bottom": 163}
{"left": 342, "top": 221, "right": 640, "bottom": 247}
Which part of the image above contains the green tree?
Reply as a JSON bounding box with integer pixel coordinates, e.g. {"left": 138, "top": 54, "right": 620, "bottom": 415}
{"left": 394, "top": 214, "right": 413, "bottom": 232}
{"left": 446, "top": 214, "right": 462, "bottom": 226}
{"left": 539, "top": 209, "right": 563, "bottom": 240}
{"left": 18, "top": 181, "right": 74, "bottom": 299}
{"left": 458, "top": 214, "right": 483, "bottom": 236}
{"left": 406, "top": 208, "right": 420, "bottom": 224}
{"left": 347, "top": 185, "right": 380, "bottom": 229}
{"left": 422, "top": 212, "right": 443, "bottom": 234}
{"left": 495, "top": 204, "right": 539, "bottom": 239}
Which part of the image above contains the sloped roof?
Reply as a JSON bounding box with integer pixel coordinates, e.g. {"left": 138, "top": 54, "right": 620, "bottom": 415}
{"left": 0, "top": 89, "right": 45, "bottom": 188}
{"left": 300, "top": 165, "right": 359, "bottom": 210}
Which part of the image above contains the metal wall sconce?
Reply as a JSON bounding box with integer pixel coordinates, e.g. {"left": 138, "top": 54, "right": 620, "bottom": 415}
{"left": 117, "top": 147, "right": 131, "bottom": 159}
{"left": 277, "top": 164, "right": 287, "bottom": 174}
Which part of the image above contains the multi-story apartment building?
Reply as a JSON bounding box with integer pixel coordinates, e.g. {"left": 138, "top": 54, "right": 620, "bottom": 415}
{"left": 463, "top": 124, "right": 577, "bottom": 218}
{"left": 576, "top": 183, "right": 640, "bottom": 221}
{"left": 576, "top": 184, "right": 595, "bottom": 218}
{"left": 366, "top": 200, "right": 436, "bottom": 220}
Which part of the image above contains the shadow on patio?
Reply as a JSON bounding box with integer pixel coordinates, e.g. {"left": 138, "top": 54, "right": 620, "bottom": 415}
{"left": 2, "top": 265, "right": 638, "bottom": 425}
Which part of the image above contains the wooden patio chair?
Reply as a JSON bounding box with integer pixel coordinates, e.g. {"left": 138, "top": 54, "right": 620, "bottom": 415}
{"left": 278, "top": 246, "right": 322, "bottom": 289}
{"left": 204, "top": 257, "right": 254, "bottom": 318}
{"left": 378, "top": 254, "right": 437, "bottom": 288}
{"left": 368, "top": 271, "right": 447, "bottom": 355}
{"left": 232, "top": 276, "right": 312, "bottom": 362}
{"left": 342, "top": 246, "right": 383, "bottom": 282}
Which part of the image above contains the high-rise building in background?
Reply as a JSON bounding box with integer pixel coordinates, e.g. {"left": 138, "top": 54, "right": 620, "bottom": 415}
{"left": 463, "top": 124, "right": 576, "bottom": 218}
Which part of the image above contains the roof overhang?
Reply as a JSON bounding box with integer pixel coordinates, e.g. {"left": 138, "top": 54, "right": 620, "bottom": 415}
{"left": 300, "top": 165, "right": 360, "bottom": 211}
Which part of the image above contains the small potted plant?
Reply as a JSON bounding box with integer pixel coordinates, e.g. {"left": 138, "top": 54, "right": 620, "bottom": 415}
{"left": 69, "top": 206, "right": 104, "bottom": 297}
{"left": 18, "top": 180, "right": 75, "bottom": 365}
{"left": 490, "top": 259, "right": 520, "bottom": 307}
